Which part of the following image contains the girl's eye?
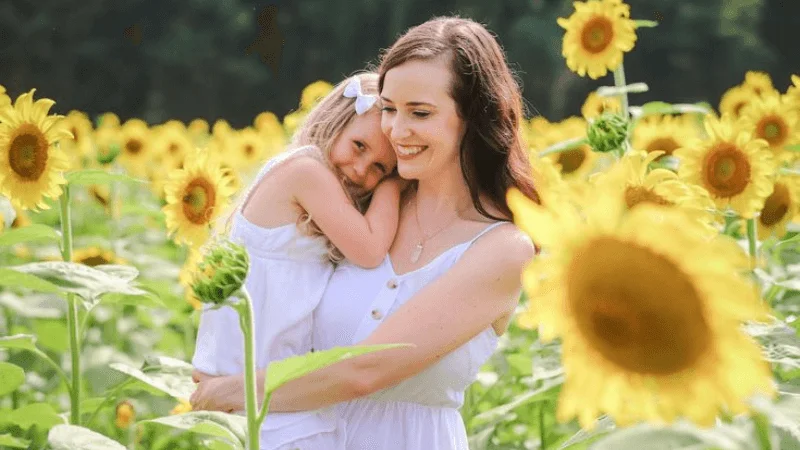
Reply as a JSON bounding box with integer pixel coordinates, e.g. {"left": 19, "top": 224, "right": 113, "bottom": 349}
{"left": 413, "top": 111, "right": 430, "bottom": 118}
{"left": 380, "top": 106, "right": 396, "bottom": 113}
{"left": 354, "top": 141, "right": 366, "bottom": 151}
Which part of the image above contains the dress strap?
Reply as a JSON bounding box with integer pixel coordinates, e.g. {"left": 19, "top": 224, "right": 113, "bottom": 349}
{"left": 466, "top": 221, "right": 508, "bottom": 247}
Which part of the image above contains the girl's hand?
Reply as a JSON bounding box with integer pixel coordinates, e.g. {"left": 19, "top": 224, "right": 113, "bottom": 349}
{"left": 190, "top": 372, "right": 244, "bottom": 413}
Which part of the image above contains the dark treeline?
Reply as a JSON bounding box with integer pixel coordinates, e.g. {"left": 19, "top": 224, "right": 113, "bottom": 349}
{"left": 1, "top": 0, "right": 797, "bottom": 127}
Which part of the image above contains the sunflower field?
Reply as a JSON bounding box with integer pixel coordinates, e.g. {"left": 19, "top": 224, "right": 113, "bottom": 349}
{"left": 1, "top": 0, "right": 799, "bottom": 449}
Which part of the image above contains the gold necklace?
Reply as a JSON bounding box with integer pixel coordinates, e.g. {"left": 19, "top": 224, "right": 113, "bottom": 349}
{"left": 410, "top": 193, "right": 469, "bottom": 264}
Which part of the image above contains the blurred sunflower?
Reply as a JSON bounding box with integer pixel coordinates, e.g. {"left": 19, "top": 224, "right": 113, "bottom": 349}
{"left": 719, "top": 85, "right": 760, "bottom": 119}
{"left": 786, "top": 75, "right": 800, "bottom": 104}
{"left": 91, "top": 125, "right": 121, "bottom": 166}
{"left": 179, "top": 249, "right": 204, "bottom": 310}
{"left": 151, "top": 123, "right": 193, "bottom": 168}
{"left": 300, "top": 80, "right": 334, "bottom": 110}
{"left": 581, "top": 91, "right": 622, "bottom": 119}
{"left": 743, "top": 71, "right": 777, "bottom": 97}
{"left": 254, "top": 112, "right": 287, "bottom": 160}
{"left": 170, "top": 398, "right": 192, "bottom": 415}
{"left": 232, "top": 128, "right": 267, "bottom": 170}
{"left": 97, "top": 112, "right": 120, "bottom": 129}
{"left": 0, "top": 89, "right": 72, "bottom": 211}
{"left": 187, "top": 118, "right": 210, "bottom": 147}
{"left": 675, "top": 114, "right": 775, "bottom": 219}
{"left": 117, "top": 118, "right": 152, "bottom": 177}
{"left": 0, "top": 85, "right": 10, "bottom": 108}
{"left": 754, "top": 175, "right": 800, "bottom": 240}
{"left": 283, "top": 109, "right": 308, "bottom": 138}
{"left": 557, "top": 0, "right": 637, "bottom": 80}
{"left": 73, "top": 246, "right": 127, "bottom": 267}
{"left": 507, "top": 186, "right": 774, "bottom": 429}
{"left": 162, "top": 150, "right": 235, "bottom": 248}
{"left": 631, "top": 114, "right": 696, "bottom": 159}
{"left": 59, "top": 110, "right": 94, "bottom": 169}
{"left": 115, "top": 400, "right": 135, "bottom": 429}
{"left": 739, "top": 92, "right": 799, "bottom": 162}
{"left": 540, "top": 117, "right": 600, "bottom": 181}
{"left": 593, "top": 151, "right": 718, "bottom": 233}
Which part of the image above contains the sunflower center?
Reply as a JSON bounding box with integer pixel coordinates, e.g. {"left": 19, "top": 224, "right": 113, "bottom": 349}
{"left": 645, "top": 137, "right": 680, "bottom": 156}
{"left": 168, "top": 143, "right": 180, "bottom": 155}
{"left": 760, "top": 182, "right": 790, "bottom": 227}
{"left": 70, "top": 127, "right": 79, "bottom": 141}
{"left": 558, "top": 147, "right": 587, "bottom": 174}
{"left": 624, "top": 186, "right": 673, "bottom": 209}
{"left": 702, "top": 143, "right": 751, "bottom": 199}
{"left": 245, "top": 145, "right": 254, "bottom": 156}
{"left": 8, "top": 124, "right": 49, "bottom": 181}
{"left": 182, "top": 177, "right": 216, "bottom": 225}
{"left": 756, "top": 116, "right": 786, "bottom": 146}
{"left": 581, "top": 17, "right": 614, "bottom": 54}
{"left": 733, "top": 102, "right": 747, "bottom": 117}
{"left": 126, "top": 139, "right": 143, "bottom": 155}
{"left": 567, "top": 237, "right": 711, "bottom": 375}
{"left": 80, "top": 255, "right": 111, "bottom": 267}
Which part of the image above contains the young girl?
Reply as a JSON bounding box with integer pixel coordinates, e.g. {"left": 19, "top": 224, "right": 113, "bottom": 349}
{"left": 191, "top": 72, "right": 401, "bottom": 450}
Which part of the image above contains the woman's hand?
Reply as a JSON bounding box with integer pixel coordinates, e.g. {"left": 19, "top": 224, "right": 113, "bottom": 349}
{"left": 189, "top": 370, "right": 244, "bottom": 413}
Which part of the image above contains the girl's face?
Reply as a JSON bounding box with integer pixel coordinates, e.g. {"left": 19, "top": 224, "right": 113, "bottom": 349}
{"left": 380, "top": 57, "right": 467, "bottom": 181}
{"left": 329, "top": 110, "right": 397, "bottom": 196}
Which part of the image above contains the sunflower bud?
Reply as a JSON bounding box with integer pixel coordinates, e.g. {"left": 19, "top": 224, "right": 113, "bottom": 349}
{"left": 587, "top": 113, "right": 630, "bottom": 154}
{"left": 115, "top": 400, "right": 135, "bottom": 429}
{"left": 190, "top": 239, "right": 249, "bottom": 306}
{"left": 97, "top": 142, "right": 121, "bottom": 165}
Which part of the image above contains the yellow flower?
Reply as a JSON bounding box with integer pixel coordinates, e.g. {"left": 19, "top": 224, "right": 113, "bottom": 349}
{"left": 743, "top": 71, "right": 777, "bottom": 98}
{"left": 719, "top": 85, "right": 760, "bottom": 119}
{"left": 254, "top": 112, "right": 287, "bottom": 160}
{"left": 507, "top": 186, "right": 775, "bottom": 429}
{"left": 740, "top": 92, "right": 800, "bottom": 162}
{"left": 59, "top": 111, "right": 94, "bottom": 169}
{"left": 117, "top": 118, "right": 152, "bottom": 177}
{"left": 283, "top": 109, "right": 308, "bottom": 137}
{"left": 593, "top": 150, "right": 718, "bottom": 234}
{"left": 179, "top": 249, "right": 204, "bottom": 310}
{"left": 786, "top": 74, "right": 800, "bottom": 104}
{"left": 0, "top": 85, "right": 10, "bottom": 108}
{"left": 557, "top": 0, "right": 637, "bottom": 79}
{"left": 581, "top": 91, "right": 621, "bottom": 119}
{"left": 162, "top": 150, "right": 236, "bottom": 248}
{"left": 755, "top": 175, "right": 800, "bottom": 240}
{"left": 97, "top": 112, "right": 120, "bottom": 129}
{"left": 631, "top": 114, "right": 696, "bottom": 159}
{"left": 300, "top": 80, "right": 334, "bottom": 110}
{"left": 231, "top": 128, "right": 267, "bottom": 170}
{"left": 537, "top": 117, "right": 600, "bottom": 181}
{"left": 0, "top": 89, "right": 72, "bottom": 211}
{"left": 170, "top": 398, "right": 193, "bottom": 415}
{"left": 675, "top": 114, "right": 775, "bottom": 219}
{"left": 115, "top": 401, "right": 135, "bottom": 429}
{"left": 73, "top": 246, "right": 126, "bottom": 266}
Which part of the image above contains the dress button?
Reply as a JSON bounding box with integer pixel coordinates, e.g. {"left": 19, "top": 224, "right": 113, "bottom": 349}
{"left": 371, "top": 309, "right": 383, "bottom": 320}
{"left": 386, "top": 279, "right": 398, "bottom": 289}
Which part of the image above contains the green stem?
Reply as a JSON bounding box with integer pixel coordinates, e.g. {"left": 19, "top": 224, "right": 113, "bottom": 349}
{"left": 746, "top": 218, "right": 758, "bottom": 270}
{"left": 538, "top": 137, "right": 589, "bottom": 156}
{"left": 256, "top": 392, "right": 272, "bottom": 427}
{"left": 613, "top": 63, "right": 630, "bottom": 119}
{"left": 539, "top": 402, "right": 547, "bottom": 450}
{"left": 32, "top": 348, "right": 72, "bottom": 395}
{"left": 753, "top": 413, "right": 773, "bottom": 450}
{"left": 59, "top": 184, "right": 81, "bottom": 425}
{"left": 85, "top": 379, "right": 135, "bottom": 428}
{"left": 235, "top": 290, "right": 259, "bottom": 450}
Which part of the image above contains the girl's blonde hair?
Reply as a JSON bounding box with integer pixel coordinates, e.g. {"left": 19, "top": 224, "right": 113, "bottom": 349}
{"left": 221, "top": 71, "right": 381, "bottom": 263}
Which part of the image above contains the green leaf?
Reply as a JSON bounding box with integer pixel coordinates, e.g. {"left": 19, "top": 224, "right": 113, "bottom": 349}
{"left": 48, "top": 424, "right": 126, "bottom": 450}
{"left": 0, "top": 403, "right": 65, "bottom": 432}
{"left": 91, "top": 264, "right": 140, "bottom": 283}
{"left": 470, "top": 376, "right": 563, "bottom": 428}
{"left": 633, "top": 20, "right": 659, "bottom": 28}
{"left": 264, "top": 344, "right": 409, "bottom": 397}
{"left": 0, "top": 434, "right": 30, "bottom": 449}
{"left": 140, "top": 412, "right": 247, "bottom": 449}
{"left": 66, "top": 169, "right": 145, "bottom": 186}
{"left": 31, "top": 319, "right": 69, "bottom": 353}
{"left": 0, "top": 268, "right": 62, "bottom": 295}
{"left": 109, "top": 361, "right": 196, "bottom": 399}
{"left": 0, "top": 362, "right": 25, "bottom": 396}
{"left": 591, "top": 421, "right": 757, "bottom": 450}
{"left": 8, "top": 261, "right": 151, "bottom": 303}
{"left": 102, "top": 291, "right": 165, "bottom": 308}
{"left": 0, "top": 224, "right": 61, "bottom": 246}
{"left": 0, "top": 334, "right": 39, "bottom": 352}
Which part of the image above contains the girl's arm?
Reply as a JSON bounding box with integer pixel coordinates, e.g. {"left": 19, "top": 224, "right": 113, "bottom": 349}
{"left": 189, "top": 224, "right": 533, "bottom": 412}
{"left": 288, "top": 156, "right": 403, "bottom": 268}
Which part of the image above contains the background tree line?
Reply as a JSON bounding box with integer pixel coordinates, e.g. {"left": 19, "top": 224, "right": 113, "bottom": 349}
{"left": 0, "top": 0, "right": 796, "bottom": 127}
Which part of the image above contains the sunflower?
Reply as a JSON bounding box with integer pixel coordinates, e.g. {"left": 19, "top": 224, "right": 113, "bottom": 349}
{"left": 117, "top": 119, "right": 152, "bottom": 177}
{"left": 162, "top": 150, "right": 235, "bottom": 248}
{"left": 0, "top": 89, "right": 72, "bottom": 211}
{"left": 59, "top": 110, "right": 94, "bottom": 169}
{"left": 0, "top": 85, "right": 10, "bottom": 108}
{"left": 786, "top": 75, "right": 800, "bottom": 104}
{"left": 97, "top": 112, "right": 120, "bottom": 129}
{"left": 593, "top": 150, "right": 718, "bottom": 233}
{"left": 507, "top": 186, "right": 775, "bottom": 429}
{"left": 631, "top": 114, "right": 697, "bottom": 159}
{"left": 740, "top": 92, "right": 799, "bottom": 162}
{"left": 743, "top": 71, "right": 777, "bottom": 98}
{"left": 719, "top": 85, "right": 760, "bottom": 120}
{"left": 151, "top": 123, "right": 193, "bottom": 168}
{"left": 254, "top": 112, "right": 287, "bottom": 160}
{"left": 538, "top": 117, "right": 600, "bottom": 181}
{"left": 675, "top": 114, "right": 775, "bottom": 219}
{"left": 72, "top": 246, "right": 127, "bottom": 266}
{"left": 231, "top": 128, "right": 267, "bottom": 170}
{"left": 557, "top": 0, "right": 637, "bottom": 80}
{"left": 753, "top": 175, "right": 800, "bottom": 240}
{"left": 581, "top": 91, "right": 622, "bottom": 119}
{"left": 179, "top": 249, "right": 204, "bottom": 310}
{"left": 299, "top": 80, "right": 334, "bottom": 110}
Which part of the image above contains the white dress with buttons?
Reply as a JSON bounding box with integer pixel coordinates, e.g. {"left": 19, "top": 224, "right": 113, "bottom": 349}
{"left": 192, "top": 146, "right": 345, "bottom": 450}
{"left": 313, "top": 222, "right": 506, "bottom": 450}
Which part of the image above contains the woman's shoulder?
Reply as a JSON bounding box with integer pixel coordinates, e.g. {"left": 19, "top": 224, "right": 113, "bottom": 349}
{"left": 467, "top": 220, "right": 535, "bottom": 270}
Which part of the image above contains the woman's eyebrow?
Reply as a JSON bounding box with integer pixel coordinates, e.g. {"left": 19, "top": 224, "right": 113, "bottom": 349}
{"left": 380, "top": 96, "right": 436, "bottom": 107}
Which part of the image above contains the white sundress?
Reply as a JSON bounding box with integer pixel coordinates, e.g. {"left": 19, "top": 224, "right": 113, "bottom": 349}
{"left": 192, "top": 146, "right": 345, "bottom": 450}
{"left": 313, "top": 221, "right": 507, "bottom": 450}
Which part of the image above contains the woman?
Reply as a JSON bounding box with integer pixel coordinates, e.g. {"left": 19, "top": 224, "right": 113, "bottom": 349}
{"left": 191, "top": 16, "right": 539, "bottom": 449}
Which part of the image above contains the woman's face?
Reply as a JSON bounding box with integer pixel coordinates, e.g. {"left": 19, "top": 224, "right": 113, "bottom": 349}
{"left": 329, "top": 110, "right": 397, "bottom": 196}
{"left": 380, "top": 57, "right": 467, "bottom": 181}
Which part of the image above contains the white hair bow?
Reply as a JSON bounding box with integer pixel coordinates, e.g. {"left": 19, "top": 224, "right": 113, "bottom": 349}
{"left": 343, "top": 77, "right": 378, "bottom": 115}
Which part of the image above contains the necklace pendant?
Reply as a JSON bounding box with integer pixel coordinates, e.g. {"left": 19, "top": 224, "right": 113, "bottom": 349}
{"left": 410, "top": 242, "right": 424, "bottom": 264}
